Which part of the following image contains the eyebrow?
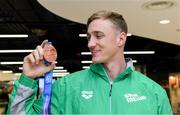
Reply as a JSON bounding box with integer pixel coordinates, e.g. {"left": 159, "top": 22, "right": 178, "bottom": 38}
{"left": 87, "top": 31, "right": 104, "bottom": 35}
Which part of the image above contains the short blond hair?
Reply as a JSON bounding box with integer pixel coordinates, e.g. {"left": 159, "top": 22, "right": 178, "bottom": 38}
{"left": 87, "top": 10, "right": 128, "bottom": 34}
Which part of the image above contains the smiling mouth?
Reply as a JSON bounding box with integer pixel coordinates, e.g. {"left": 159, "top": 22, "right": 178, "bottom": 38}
{"left": 91, "top": 50, "right": 100, "bottom": 55}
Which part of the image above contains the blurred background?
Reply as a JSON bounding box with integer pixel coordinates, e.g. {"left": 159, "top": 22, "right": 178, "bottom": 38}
{"left": 0, "top": 0, "right": 180, "bottom": 114}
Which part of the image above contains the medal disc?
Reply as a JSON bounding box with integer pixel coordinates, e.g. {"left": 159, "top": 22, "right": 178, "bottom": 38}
{"left": 43, "top": 43, "right": 57, "bottom": 63}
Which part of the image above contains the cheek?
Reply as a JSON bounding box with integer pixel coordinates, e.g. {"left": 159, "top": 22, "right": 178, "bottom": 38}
{"left": 105, "top": 39, "right": 117, "bottom": 49}
{"left": 105, "top": 43, "right": 119, "bottom": 55}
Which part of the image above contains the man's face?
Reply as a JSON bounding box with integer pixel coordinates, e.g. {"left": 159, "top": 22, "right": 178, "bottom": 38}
{"left": 87, "top": 19, "right": 121, "bottom": 64}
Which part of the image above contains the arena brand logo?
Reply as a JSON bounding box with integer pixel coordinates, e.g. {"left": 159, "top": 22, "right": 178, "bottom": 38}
{"left": 124, "top": 93, "right": 146, "bottom": 103}
{"left": 81, "top": 91, "right": 93, "bottom": 99}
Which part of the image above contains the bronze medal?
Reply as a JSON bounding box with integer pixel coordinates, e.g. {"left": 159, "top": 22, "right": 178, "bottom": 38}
{"left": 43, "top": 43, "right": 57, "bottom": 63}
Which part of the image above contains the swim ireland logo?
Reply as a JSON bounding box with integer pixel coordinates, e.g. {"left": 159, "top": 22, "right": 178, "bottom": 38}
{"left": 124, "top": 93, "right": 146, "bottom": 103}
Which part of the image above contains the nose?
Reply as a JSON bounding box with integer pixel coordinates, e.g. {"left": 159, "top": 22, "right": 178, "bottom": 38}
{"left": 88, "top": 37, "right": 96, "bottom": 49}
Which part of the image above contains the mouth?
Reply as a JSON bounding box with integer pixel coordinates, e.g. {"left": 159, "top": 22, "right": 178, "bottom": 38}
{"left": 91, "top": 50, "right": 100, "bottom": 56}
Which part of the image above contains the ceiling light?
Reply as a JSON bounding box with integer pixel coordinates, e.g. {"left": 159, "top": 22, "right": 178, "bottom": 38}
{"left": 81, "top": 61, "right": 92, "bottom": 64}
{"left": 14, "top": 73, "right": 21, "bottom": 76}
{"left": 31, "top": 28, "right": 47, "bottom": 36}
{"left": 0, "top": 61, "right": 24, "bottom": 65}
{"left": 81, "top": 51, "right": 155, "bottom": 55}
{"left": 19, "top": 67, "right": 23, "bottom": 70}
{"left": 54, "top": 66, "right": 64, "bottom": 69}
{"left": 53, "top": 70, "right": 67, "bottom": 72}
{"left": 0, "top": 61, "right": 57, "bottom": 65}
{"left": 124, "top": 51, "right": 155, "bottom": 54}
{"left": 53, "top": 72, "right": 69, "bottom": 77}
{"left": 79, "top": 33, "right": 132, "bottom": 37}
{"left": 19, "top": 65, "right": 62, "bottom": 70}
{"left": 1, "top": 71, "right": 13, "bottom": 74}
{"left": 160, "top": 20, "right": 170, "bottom": 24}
{"left": 81, "top": 52, "right": 92, "bottom": 55}
{"left": 82, "top": 66, "right": 90, "bottom": 69}
{"left": 169, "top": 76, "right": 175, "bottom": 80}
{"left": 132, "top": 60, "right": 137, "bottom": 63}
{"left": 0, "top": 50, "right": 33, "bottom": 53}
{"left": 127, "top": 33, "right": 132, "bottom": 36}
{"left": 0, "top": 34, "right": 28, "bottom": 38}
{"left": 79, "top": 34, "right": 87, "bottom": 37}
{"left": 142, "top": 0, "right": 175, "bottom": 10}
{"left": 81, "top": 60, "right": 137, "bottom": 64}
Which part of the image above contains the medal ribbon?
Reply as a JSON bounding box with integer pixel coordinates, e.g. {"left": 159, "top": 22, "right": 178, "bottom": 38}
{"left": 43, "top": 70, "right": 53, "bottom": 115}
{"left": 42, "top": 42, "right": 55, "bottom": 115}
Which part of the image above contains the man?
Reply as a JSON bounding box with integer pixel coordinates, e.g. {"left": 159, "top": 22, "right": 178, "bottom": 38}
{"left": 7, "top": 10, "right": 172, "bottom": 114}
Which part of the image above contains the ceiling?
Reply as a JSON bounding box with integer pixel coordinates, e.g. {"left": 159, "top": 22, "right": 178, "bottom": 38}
{"left": 0, "top": 0, "right": 180, "bottom": 82}
{"left": 38, "top": 0, "right": 180, "bottom": 45}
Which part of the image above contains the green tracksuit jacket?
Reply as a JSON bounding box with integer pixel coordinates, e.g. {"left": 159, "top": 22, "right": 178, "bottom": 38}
{"left": 7, "top": 59, "right": 172, "bottom": 114}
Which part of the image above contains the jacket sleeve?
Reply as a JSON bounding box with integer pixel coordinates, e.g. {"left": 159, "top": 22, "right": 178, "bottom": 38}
{"left": 6, "top": 74, "right": 43, "bottom": 114}
{"left": 158, "top": 89, "right": 173, "bottom": 115}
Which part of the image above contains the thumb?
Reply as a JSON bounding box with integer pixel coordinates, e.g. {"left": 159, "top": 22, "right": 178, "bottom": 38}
{"left": 43, "top": 62, "right": 56, "bottom": 72}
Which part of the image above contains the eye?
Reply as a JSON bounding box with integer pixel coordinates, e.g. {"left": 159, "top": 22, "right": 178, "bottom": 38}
{"left": 96, "top": 33, "right": 104, "bottom": 39}
{"left": 86, "top": 34, "right": 91, "bottom": 41}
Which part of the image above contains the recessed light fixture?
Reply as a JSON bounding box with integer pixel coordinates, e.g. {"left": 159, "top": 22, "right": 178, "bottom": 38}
{"left": 142, "top": 0, "right": 175, "bottom": 10}
{"left": 160, "top": 19, "right": 170, "bottom": 24}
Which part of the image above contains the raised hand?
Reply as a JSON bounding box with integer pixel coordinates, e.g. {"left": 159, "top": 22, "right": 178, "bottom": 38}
{"left": 23, "top": 40, "right": 56, "bottom": 79}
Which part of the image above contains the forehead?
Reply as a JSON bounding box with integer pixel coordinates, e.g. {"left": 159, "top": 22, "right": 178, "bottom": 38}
{"left": 87, "top": 19, "right": 115, "bottom": 33}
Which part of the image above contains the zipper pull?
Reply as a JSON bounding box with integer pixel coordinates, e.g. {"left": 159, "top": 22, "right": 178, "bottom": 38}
{"left": 109, "top": 81, "right": 113, "bottom": 96}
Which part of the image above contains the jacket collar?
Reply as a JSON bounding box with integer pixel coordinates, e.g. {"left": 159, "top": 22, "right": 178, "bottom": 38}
{"left": 90, "top": 58, "right": 134, "bottom": 82}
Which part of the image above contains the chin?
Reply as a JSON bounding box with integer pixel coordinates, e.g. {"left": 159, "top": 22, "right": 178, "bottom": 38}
{"left": 92, "top": 58, "right": 104, "bottom": 64}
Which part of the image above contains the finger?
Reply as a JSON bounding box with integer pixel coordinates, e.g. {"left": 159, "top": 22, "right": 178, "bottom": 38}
{"left": 50, "top": 62, "right": 56, "bottom": 70}
{"left": 41, "top": 39, "right": 48, "bottom": 48}
{"left": 24, "top": 53, "right": 35, "bottom": 64}
{"left": 36, "top": 45, "right": 44, "bottom": 60}
{"left": 40, "top": 63, "right": 56, "bottom": 74}
{"left": 33, "top": 50, "right": 40, "bottom": 64}
{"left": 49, "top": 63, "right": 56, "bottom": 71}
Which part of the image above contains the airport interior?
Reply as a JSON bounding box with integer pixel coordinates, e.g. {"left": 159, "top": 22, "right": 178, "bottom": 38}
{"left": 0, "top": 0, "right": 180, "bottom": 114}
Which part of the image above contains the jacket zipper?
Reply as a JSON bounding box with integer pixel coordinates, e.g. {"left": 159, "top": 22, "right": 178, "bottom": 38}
{"left": 109, "top": 82, "right": 113, "bottom": 96}
{"left": 103, "top": 67, "right": 113, "bottom": 115}
{"left": 109, "top": 81, "right": 113, "bottom": 115}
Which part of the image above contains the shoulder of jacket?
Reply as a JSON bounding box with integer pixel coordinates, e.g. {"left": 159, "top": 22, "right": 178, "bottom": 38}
{"left": 131, "top": 71, "right": 164, "bottom": 92}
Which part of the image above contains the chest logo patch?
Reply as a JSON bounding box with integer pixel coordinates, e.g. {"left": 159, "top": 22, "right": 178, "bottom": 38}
{"left": 124, "top": 93, "right": 146, "bottom": 103}
{"left": 81, "top": 91, "right": 93, "bottom": 99}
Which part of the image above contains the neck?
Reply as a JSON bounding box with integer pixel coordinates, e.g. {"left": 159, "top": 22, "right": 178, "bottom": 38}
{"left": 103, "top": 56, "right": 126, "bottom": 81}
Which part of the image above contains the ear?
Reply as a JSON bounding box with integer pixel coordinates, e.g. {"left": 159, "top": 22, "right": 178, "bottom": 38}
{"left": 116, "top": 32, "right": 127, "bottom": 47}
